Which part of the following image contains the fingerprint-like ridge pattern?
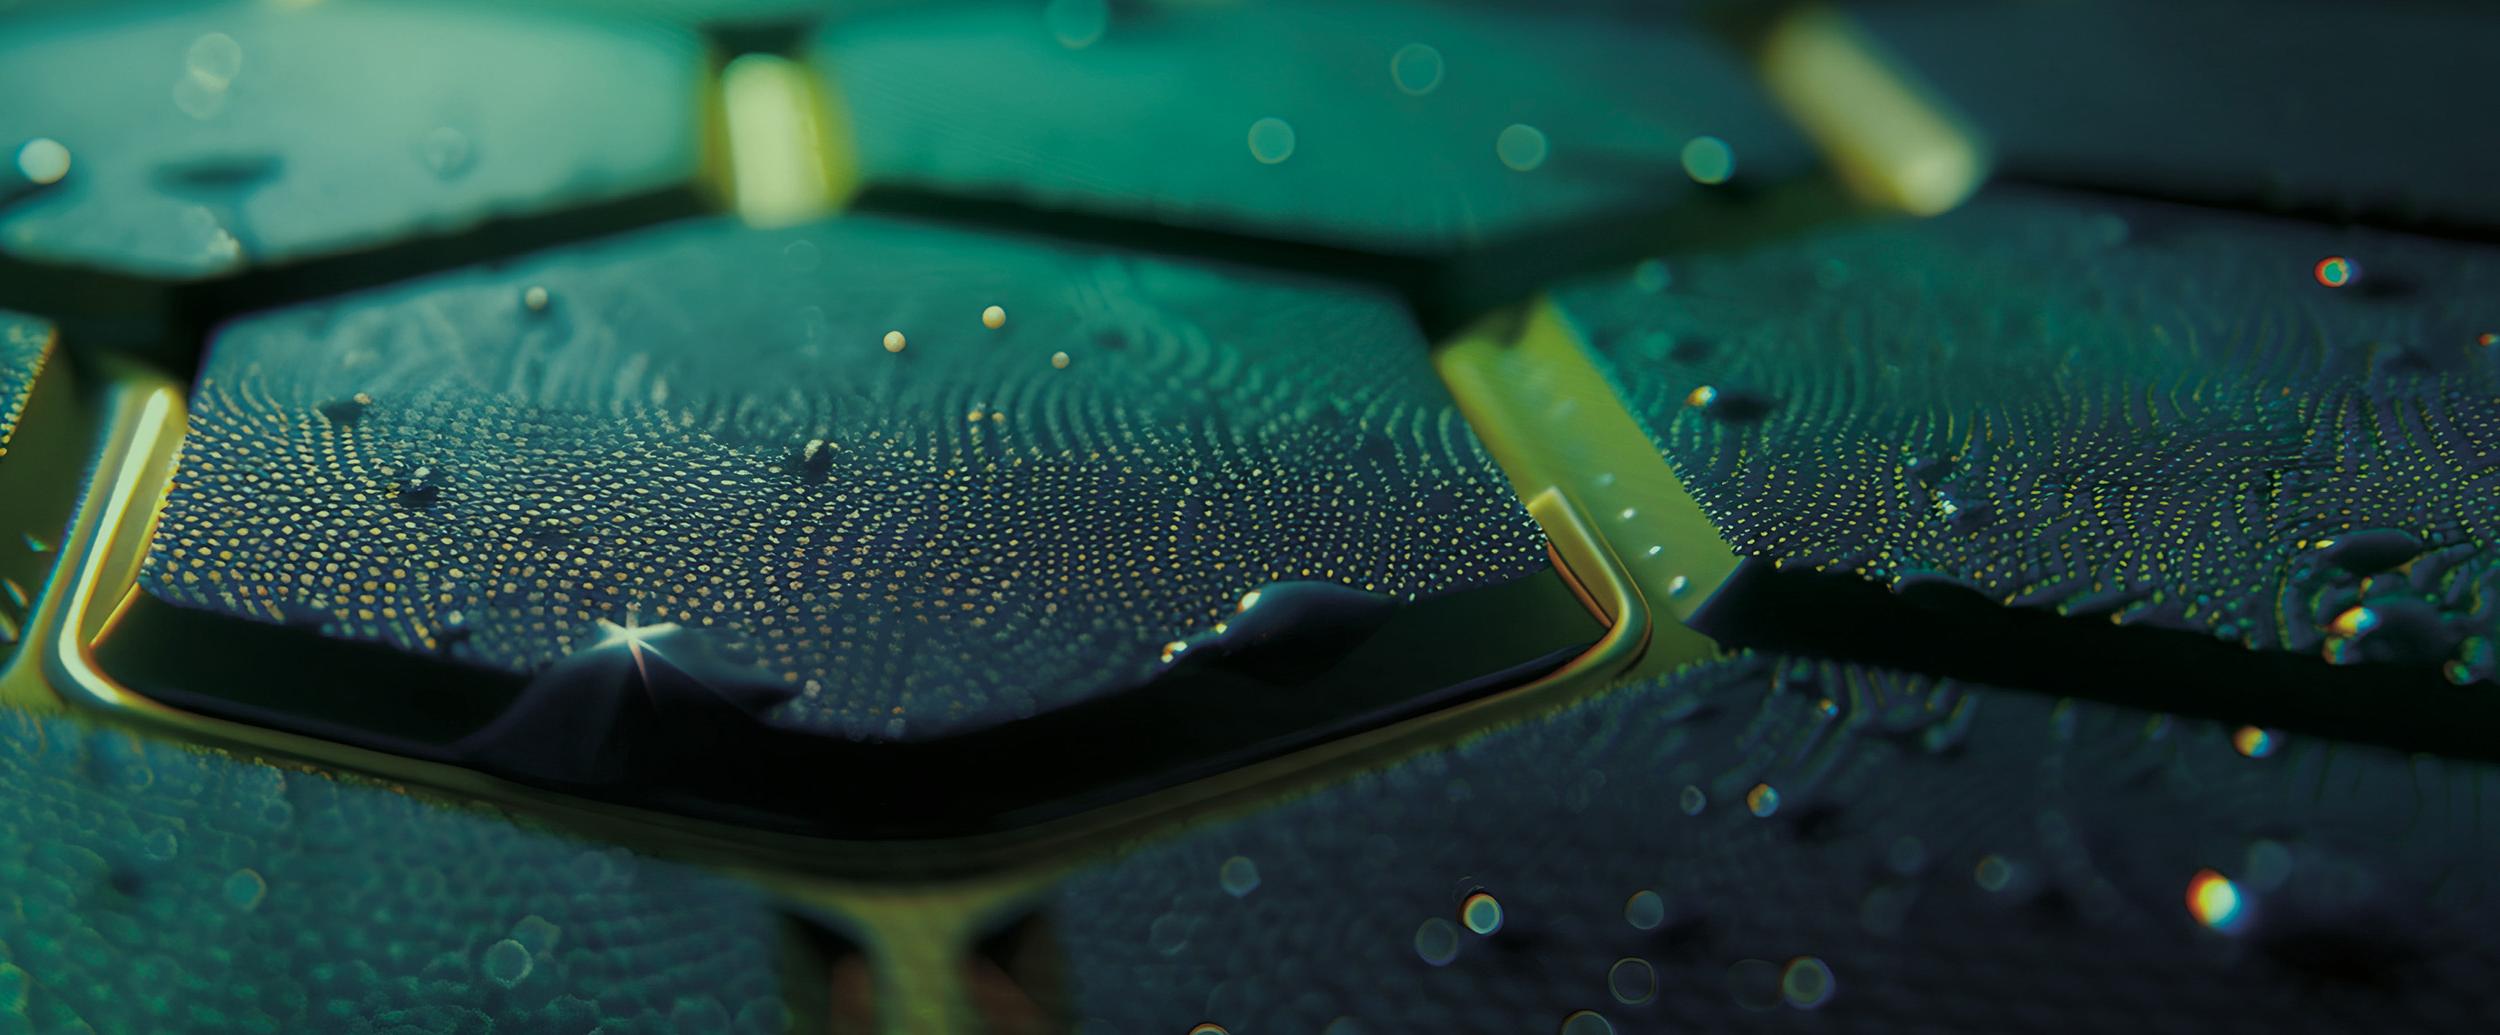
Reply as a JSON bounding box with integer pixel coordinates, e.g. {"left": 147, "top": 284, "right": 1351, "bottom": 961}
{"left": 0, "top": 708, "right": 791, "bottom": 1034}
{"left": 1564, "top": 190, "right": 2500, "bottom": 678}
{"left": 1056, "top": 653, "right": 2500, "bottom": 1033}
{"left": 144, "top": 216, "right": 1546, "bottom": 740}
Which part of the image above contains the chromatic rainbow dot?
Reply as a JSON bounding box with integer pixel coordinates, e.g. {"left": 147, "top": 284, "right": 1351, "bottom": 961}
{"left": 1190, "top": 1024, "right": 1231, "bottom": 1035}
{"left": 1746, "top": 783, "right": 1781, "bottom": 817}
{"left": 2329, "top": 605, "right": 2380, "bottom": 639}
{"left": 2479, "top": 332, "right": 2497, "bottom": 348}
{"left": 2314, "top": 256, "right": 2352, "bottom": 288}
{"left": 2186, "top": 868, "right": 2245, "bottom": 931}
{"left": 1461, "top": 891, "right": 1504, "bottom": 935}
{"left": 2233, "top": 725, "right": 2276, "bottom": 758}
{"left": 1685, "top": 385, "right": 1719, "bottom": 409}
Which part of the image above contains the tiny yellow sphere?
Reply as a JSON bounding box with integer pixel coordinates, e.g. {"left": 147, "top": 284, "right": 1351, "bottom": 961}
{"left": 1051, "top": 350, "right": 1071, "bottom": 369}
{"left": 882, "top": 330, "right": 906, "bottom": 353}
{"left": 981, "top": 305, "right": 1006, "bottom": 329}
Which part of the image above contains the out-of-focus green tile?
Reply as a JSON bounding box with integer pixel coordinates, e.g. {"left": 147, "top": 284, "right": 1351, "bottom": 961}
{"left": 1854, "top": 0, "right": 2500, "bottom": 228}
{"left": 815, "top": 0, "right": 1810, "bottom": 255}
{"left": 0, "top": 2, "right": 708, "bottom": 281}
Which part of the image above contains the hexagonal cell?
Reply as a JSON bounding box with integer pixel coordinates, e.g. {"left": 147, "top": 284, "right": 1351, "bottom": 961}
{"left": 1854, "top": 1, "right": 2500, "bottom": 229}
{"left": 0, "top": 708, "right": 798, "bottom": 1034}
{"left": 0, "top": 309, "right": 71, "bottom": 659}
{"left": 97, "top": 213, "right": 1594, "bottom": 835}
{"left": 813, "top": 0, "right": 1810, "bottom": 258}
{"left": 0, "top": 1, "right": 711, "bottom": 342}
{"left": 1560, "top": 187, "right": 2500, "bottom": 715}
{"left": 1053, "top": 653, "right": 2500, "bottom": 1033}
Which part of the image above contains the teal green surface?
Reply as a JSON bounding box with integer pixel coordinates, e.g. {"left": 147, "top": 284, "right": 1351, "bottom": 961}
{"left": 1562, "top": 187, "right": 2500, "bottom": 674}
{"left": 818, "top": 0, "right": 1810, "bottom": 254}
{"left": 0, "top": 709, "right": 793, "bottom": 1035}
{"left": 0, "top": 2, "right": 704, "bottom": 279}
{"left": 1055, "top": 652, "right": 2500, "bottom": 1032}
{"left": 145, "top": 214, "right": 1548, "bottom": 741}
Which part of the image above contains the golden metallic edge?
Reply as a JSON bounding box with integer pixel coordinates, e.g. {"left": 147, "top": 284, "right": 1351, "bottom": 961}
{"left": 6, "top": 363, "right": 1649, "bottom": 880}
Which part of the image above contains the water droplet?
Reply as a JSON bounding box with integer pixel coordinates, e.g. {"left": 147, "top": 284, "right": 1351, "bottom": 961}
{"left": 882, "top": 330, "right": 907, "bottom": 353}
{"left": 1780, "top": 957, "right": 1835, "bottom": 1009}
{"left": 2186, "top": 868, "right": 2245, "bottom": 931}
{"left": 1413, "top": 917, "right": 1460, "bottom": 966}
{"left": 396, "top": 466, "right": 442, "bottom": 508}
{"left": 522, "top": 285, "right": 550, "bottom": 312}
{"left": 1746, "top": 783, "right": 1781, "bottom": 817}
{"left": 1974, "top": 854, "right": 2015, "bottom": 892}
{"left": 172, "top": 74, "right": 228, "bottom": 120}
{"left": 1219, "top": 855, "right": 1261, "bottom": 897}
{"left": 186, "top": 33, "right": 243, "bottom": 87}
{"left": 1679, "top": 785, "right": 1706, "bottom": 814}
{"left": 2314, "top": 255, "right": 2353, "bottom": 288}
{"left": 1051, "top": 350, "right": 1071, "bottom": 369}
{"left": 418, "top": 126, "right": 475, "bottom": 180}
{"left": 1149, "top": 911, "right": 1192, "bottom": 955}
{"left": 981, "top": 304, "right": 1006, "bottom": 329}
{"left": 1496, "top": 124, "right": 1549, "bottom": 172}
{"left": 1390, "top": 43, "right": 1444, "bottom": 96}
{"left": 1248, "top": 117, "right": 1297, "bottom": 164}
{"left": 2329, "top": 606, "right": 2379, "bottom": 639}
{"left": 1045, "top": 0, "right": 1108, "bottom": 49}
{"left": 1623, "top": 889, "right": 1665, "bottom": 930}
{"left": 1559, "top": 1009, "right": 1615, "bottom": 1035}
{"left": 1681, "top": 136, "right": 1735, "bottom": 185}
{"left": 141, "top": 828, "right": 180, "bottom": 862}
{"left": 482, "top": 938, "right": 534, "bottom": 988}
{"left": 15, "top": 138, "right": 69, "bottom": 186}
{"left": 1607, "top": 957, "right": 1656, "bottom": 1005}
{"left": 222, "top": 868, "right": 267, "bottom": 911}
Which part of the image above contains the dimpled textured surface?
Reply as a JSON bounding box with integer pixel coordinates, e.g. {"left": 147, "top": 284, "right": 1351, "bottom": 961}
{"left": 0, "top": 2, "right": 701, "bottom": 279}
{"left": 1054, "top": 653, "right": 2500, "bottom": 1034}
{"left": 1562, "top": 188, "right": 2500, "bottom": 677}
{"left": 0, "top": 312, "right": 44, "bottom": 455}
{"left": 817, "top": 0, "right": 1807, "bottom": 254}
{"left": 141, "top": 215, "right": 1546, "bottom": 740}
{"left": 0, "top": 709, "right": 792, "bottom": 1035}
